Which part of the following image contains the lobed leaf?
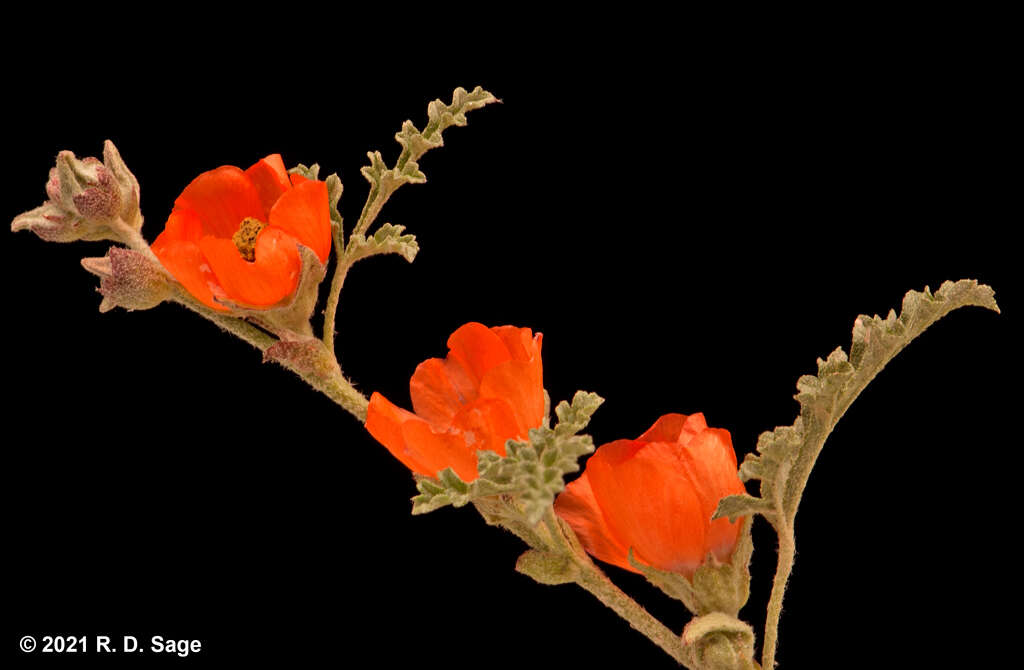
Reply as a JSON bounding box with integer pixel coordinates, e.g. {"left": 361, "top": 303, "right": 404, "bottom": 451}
{"left": 714, "top": 279, "right": 999, "bottom": 529}
{"left": 347, "top": 223, "right": 419, "bottom": 263}
{"left": 354, "top": 86, "right": 498, "bottom": 238}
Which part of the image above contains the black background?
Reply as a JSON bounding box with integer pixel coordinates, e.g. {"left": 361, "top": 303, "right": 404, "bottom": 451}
{"left": 3, "top": 11, "right": 1016, "bottom": 669}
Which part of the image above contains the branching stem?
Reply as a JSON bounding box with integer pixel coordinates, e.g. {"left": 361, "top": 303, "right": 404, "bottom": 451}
{"left": 109, "top": 217, "right": 368, "bottom": 422}
{"left": 322, "top": 224, "right": 349, "bottom": 352}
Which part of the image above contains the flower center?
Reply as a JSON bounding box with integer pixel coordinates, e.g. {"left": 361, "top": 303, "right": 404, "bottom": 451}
{"left": 232, "top": 217, "right": 267, "bottom": 262}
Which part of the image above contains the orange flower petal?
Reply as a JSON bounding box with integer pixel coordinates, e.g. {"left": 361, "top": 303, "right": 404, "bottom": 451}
{"left": 152, "top": 206, "right": 204, "bottom": 246}
{"left": 175, "top": 166, "right": 265, "bottom": 239}
{"left": 268, "top": 179, "right": 331, "bottom": 264}
{"left": 478, "top": 359, "right": 545, "bottom": 436}
{"left": 554, "top": 472, "right": 634, "bottom": 572}
{"left": 150, "top": 238, "right": 226, "bottom": 311}
{"left": 198, "top": 228, "right": 301, "bottom": 307}
{"left": 410, "top": 357, "right": 479, "bottom": 430}
{"left": 491, "top": 326, "right": 541, "bottom": 363}
{"left": 244, "top": 154, "right": 291, "bottom": 215}
{"left": 289, "top": 172, "right": 309, "bottom": 187}
{"left": 586, "top": 440, "right": 708, "bottom": 576}
{"left": 636, "top": 413, "right": 690, "bottom": 443}
{"left": 365, "top": 392, "right": 438, "bottom": 476}
{"left": 448, "top": 397, "right": 521, "bottom": 458}
{"left": 676, "top": 427, "right": 745, "bottom": 562}
{"left": 399, "top": 421, "right": 479, "bottom": 481}
{"left": 446, "top": 323, "right": 514, "bottom": 387}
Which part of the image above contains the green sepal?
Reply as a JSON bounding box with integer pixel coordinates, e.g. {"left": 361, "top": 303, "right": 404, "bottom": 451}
{"left": 691, "top": 517, "right": 754, "bottom": 617}
{"left": 288, "top": 163, "right": 320, "bottom": 180}
{"left": 347, "top": 223, "right": 419, "bottom": 263}
{"left": 627, "top": 517, "right": 754, "bottom": 617}
{"left": 515, "top": 549, "right": 580, "bottom": 585}
{"left": 714, "top": 279, "right": 999, "bottom": 530}
{"left": 628, "top": 548, "right": 700, "bottom": 613}
{"left": 411, "top": 391, "right": 603, "bottom": 524}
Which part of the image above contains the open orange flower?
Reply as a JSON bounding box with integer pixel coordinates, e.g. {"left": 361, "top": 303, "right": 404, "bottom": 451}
{"left": 151, "top": 154, "right": 331, "bottom": 310}
{"left": 365, "top": 322, "right": 545, "bottom": 481}
{"left": 554, "top": 413, "right": 745, "bottom": 578}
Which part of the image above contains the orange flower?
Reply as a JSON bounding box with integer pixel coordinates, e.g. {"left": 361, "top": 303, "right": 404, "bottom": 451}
{"left": 151, "top": 154, "right": 331, "bottom": 310}
{"left": 554, "top": 413, "right": 746, "bottom": 578}
{"left": 365, "top": 322, "right": 545, "bottom": 481}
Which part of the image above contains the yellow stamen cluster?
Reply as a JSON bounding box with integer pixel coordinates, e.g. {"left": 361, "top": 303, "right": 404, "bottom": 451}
{"left": 232, "top": 217, "right": 267, "bottom": 262}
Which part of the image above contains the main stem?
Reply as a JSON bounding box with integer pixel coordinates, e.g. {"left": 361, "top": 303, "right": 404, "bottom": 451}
{"left": 762, "top": 523, "right": 796, "bottom": 669}
{"left": 574, "top": 566, "right": 691, "bottom": 666}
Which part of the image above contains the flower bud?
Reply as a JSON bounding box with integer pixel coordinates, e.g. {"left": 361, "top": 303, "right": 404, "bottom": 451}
{"left": 12, "top": 140, "right": 141, "bottom": 243}
{"left": 81, "top": 247, "right": 172, "bottom": 313}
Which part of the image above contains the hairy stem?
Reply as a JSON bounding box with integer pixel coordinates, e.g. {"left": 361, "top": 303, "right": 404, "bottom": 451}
{"left": 353, "top": 187, "right": 384, "bottom": 239}
{"left": 322, "top": 225, "right": 349, "bottom": 352}
{"left": 173, "top": 296, "right": 277, "bottom": 351}
{"left": 762, "top": 524, "right": 795, "bottom": 669}
{"left": 575, "top": 566, "right": 691, "bottom": 667}
{"left": 533, "top": 510, "right": 691, "bottom": 667}
{"left": 317, "top": 364, "right": 369, "bottom": 422}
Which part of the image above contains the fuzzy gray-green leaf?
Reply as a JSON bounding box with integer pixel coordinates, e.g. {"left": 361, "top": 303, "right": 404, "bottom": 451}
{"left": 355, "top": 86, "right": 498, "bottom": 239}
{"left": 408, "top": 390, "right": 603, "bottom": 524}
{"left": 347, "top": 223, "right": 419, "bottom": 263}
{"left": 728, "top": 279, "right": 999, "bottom": 530}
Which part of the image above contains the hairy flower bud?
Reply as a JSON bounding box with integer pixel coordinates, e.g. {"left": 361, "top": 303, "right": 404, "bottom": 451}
{"left": 12, "top": 140, "right": 141, "bottom": 243}
{"left": 81, "top": 247, "right": 171, "bottom": 313}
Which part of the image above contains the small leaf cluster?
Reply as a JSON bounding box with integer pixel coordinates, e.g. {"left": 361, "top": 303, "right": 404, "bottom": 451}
{"left": 412, "top": 391, "right": 604, "bottom": 524}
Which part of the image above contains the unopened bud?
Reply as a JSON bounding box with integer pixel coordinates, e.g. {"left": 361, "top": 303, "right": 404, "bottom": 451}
{"left": 102, "top": 140, "right": 142, "bottom": 227}
{"left": 681, "top": 613, "right": 757, "bottom": 670}
{"left": 12, "top": 140, "right": 141, "bottom": 243}
{"left": 81, "top": 247, "right": 171, "bottom": 313}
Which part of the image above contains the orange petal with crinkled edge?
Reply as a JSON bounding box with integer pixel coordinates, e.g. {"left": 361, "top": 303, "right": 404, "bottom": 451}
{"left": 198, "top": 227, "right": 301, "bottom": 307}
{"left": 410, "top": 357, "right": 479, "bottom": 430}
{"left": 587, "top": 440, "right": 708, "bottom": 576}
{"left": 365, "top": 392, "right": 437, "bottom": 475}
{"left": 446, "top": 323, "right": 514, "bottom": 387}
{"left": 676, "top": 427, "right": 745, "bottom": 562}
{"left": 245, "top": 154, "right": 291, "bottom": 215}
{"left": 479, "top": 359, "right": 544, "bottom": 436}
{"left": 554, "top": 472, "right": 635, "bottom": 573}
{"left": 268, "top": 178, "right": 331, "bottom": 264}
{"left": 175, "top": 166, "right": 265, "bottom": 239}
